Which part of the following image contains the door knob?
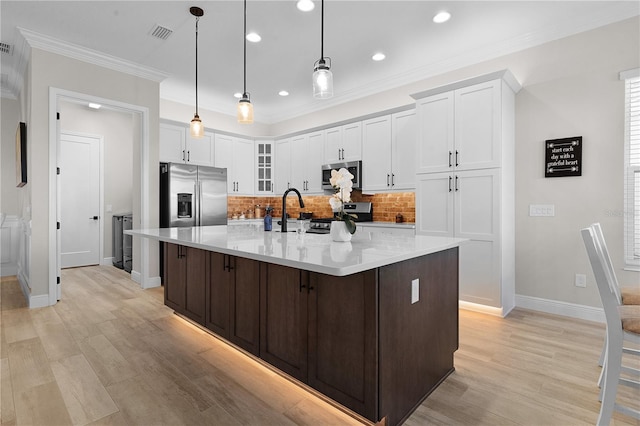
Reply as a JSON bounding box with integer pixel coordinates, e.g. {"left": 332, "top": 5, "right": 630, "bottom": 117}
{"left": 90, "top": 216, "right": 99, "bottom": 220}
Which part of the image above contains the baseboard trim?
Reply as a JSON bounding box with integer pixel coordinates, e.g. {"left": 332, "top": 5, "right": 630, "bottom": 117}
{"left": 29, "top": 294, "right": 50, "bottom": 309}
{"left": 515, "top": 294, "right": 604, "bottom": 323}
{"left": 0, "top": 263, "right": 17, "bottom": 277}
{"left": 129, "top": 270, "right": 161, "bottom": 289}
{"left": 459, "top": 300, "right": 509, "bottom": 317}
{"left": 101, "top": 257, "right": 114, "bottom": 266}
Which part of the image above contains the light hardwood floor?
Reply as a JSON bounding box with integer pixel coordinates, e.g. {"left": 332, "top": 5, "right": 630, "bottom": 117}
{"left": 1, "top": 265, "right": 638, "bottom": 425}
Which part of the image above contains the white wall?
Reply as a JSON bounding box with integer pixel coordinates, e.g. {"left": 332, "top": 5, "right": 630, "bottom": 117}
{"left": 1, "top": 98, "right": 22, "bottom": 216}
{"left": 59, "top": 101, "right": 134, "bottom": 262}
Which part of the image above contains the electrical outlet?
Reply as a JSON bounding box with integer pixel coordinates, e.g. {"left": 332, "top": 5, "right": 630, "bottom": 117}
{"left": 411, "top": 279, "right": 419, "bottom": 304}
{"left": 529, "top": 204, "right": 555, "bottom": 217}
{"left": 575, "top": 274, "right": 587, "bottom": 288}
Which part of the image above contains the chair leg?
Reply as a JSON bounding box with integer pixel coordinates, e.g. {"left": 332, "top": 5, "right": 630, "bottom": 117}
{"left": 598, "top": 335, "right": 623, "bottom": 426}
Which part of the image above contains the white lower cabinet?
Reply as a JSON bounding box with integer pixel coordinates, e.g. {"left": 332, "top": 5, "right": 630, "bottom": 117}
{"left": 416, "top": 169, "right": 502, "bottom": 308}
{"left": 358, "top": 225, "right": 415, "bottom": 236}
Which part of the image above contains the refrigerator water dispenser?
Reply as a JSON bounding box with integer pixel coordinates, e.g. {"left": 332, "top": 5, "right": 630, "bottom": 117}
{"left": 177, "top": 193, "right": 192, "bottom": 218}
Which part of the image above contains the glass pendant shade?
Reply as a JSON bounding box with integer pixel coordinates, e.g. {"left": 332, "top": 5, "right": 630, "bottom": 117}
{"left": 190, "top": 114, "right": 204, "bottom": 138}
{"left": 313, "top": 61, "right": 333, "bottom": 99}
{"left": 237, "top": 96, "right": 254, "bottom": 124}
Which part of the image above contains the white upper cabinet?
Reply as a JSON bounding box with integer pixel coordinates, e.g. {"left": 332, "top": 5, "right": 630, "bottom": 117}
{"left": 274, "top": 139, "right": 291, "bottom": 194}
{"left": 255, "top": 140, "right": 274, "bottom": 194}
{"left": 324, "top": 122, "right": 361, "bottom": 163}
{"left": 291, "top": 131, "right": 325, "bottom": 193}
{"left": 159, "top": 121, "right": 214, "bottom": 166}
{"left": 362, "top": 109, "right": 417, "bottom": 191}
{"left": 214, "top": 134, "right": 254, "bottom": 196}
{"left": 416, "top": 80, "right": 500, "bottom": 174}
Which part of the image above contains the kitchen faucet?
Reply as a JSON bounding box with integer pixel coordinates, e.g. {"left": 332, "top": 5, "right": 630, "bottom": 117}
{"left": 281, "top": 188, "right": 305, "bottom": 232}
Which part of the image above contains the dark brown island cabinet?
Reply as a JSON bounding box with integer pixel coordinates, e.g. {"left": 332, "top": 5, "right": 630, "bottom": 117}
{"left": 163, "top": 242, "right": 459, "bottom": 426}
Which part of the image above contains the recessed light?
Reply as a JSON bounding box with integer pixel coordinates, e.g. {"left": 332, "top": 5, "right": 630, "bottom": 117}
{"left": 246, "top": 32, "right": 261, "bottom": 43}
{"left": 372, "top": 53, "right": 386, "bottom": 61}
{"left": 433, "top": 11, "right": 451, "bottom": 24}
{"left": 296, "top": 0, "right": 314, "bottom": 12}
{"left": 278, "top": 90, "right": 289, "bottom": 97}
{"left": 233, "top": 92, "right": 242, "bottom": 99}
{"left": 88, "top": 103, "right": 101, "bottom": 109}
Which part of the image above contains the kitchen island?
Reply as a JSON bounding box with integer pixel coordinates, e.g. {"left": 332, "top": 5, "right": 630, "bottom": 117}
{"left": 128, "top": 224, "right": 465, "bottom": 425}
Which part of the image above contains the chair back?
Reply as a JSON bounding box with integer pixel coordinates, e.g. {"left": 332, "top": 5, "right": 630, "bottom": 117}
{"left": 591, "top": 223, "right": 622, "bottom": 304}
{"left": 581, "top": 226, "right": 622, "bottom": 330}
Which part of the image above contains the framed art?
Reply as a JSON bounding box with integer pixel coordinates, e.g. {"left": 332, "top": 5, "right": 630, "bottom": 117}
{"left": 16, "top": 122, "right": 27, "bottom": 187}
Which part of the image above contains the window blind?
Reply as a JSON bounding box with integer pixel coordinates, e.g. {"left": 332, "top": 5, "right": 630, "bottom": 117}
{"left": 623, "top": 70, "right": 640, "bottom": 267}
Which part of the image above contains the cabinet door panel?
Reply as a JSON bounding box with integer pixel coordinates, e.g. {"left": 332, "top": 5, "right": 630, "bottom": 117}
{"left": 459, "top": 240, "right": 499, "bottom": 307}
{"left": 454, "top": 169, "right": 499, "bottom": 239}
{"left": 229, "top": 256, "right": 260, "bottom": 355}
{"left": 324, "top": 126, "right": 342, "bottom": 163}
{"left": 362, "top": 115, "right": 391, "bottom": 191}
{"left": 274, "top": 139, "right": 291, "bottom": 193}
{"left": 391, "top": 110, "right": 417, "bottom": 189}
{"left": 342, "top": 122, "right": 362, "bottom": 161}
{"left": 416, "top": 173, "right": 454, "bottom": 237}
{"left": 184, "top": 247, "right": 207, "bottom": 325}
{"left": 308, "top": 271, "right": 377, "bottom": 420}
{"left": 163, "top": 243, "right": 186, "bottom": 312}
{"left": 214, "top": 134, "right": 234, "bottom": 192}
{"left": 260, "top": 264, "right": 307, "bottom": 381}
{"left": 159, "top": 123, "right": 186, "bottom": 163}
{"left": 416, "top": 92, "right": 454, "bottom": 173}
{"left": 454, "top": 80, "right": 500, "bottom": 170}
{"left": 207, "top": 252, "right": 230, "bottom": 338}
{"left": 305, "top": 131, "right": 325, "bottom": 193}
{"left": 185, "top": 131, "right": 215, "bottom": 166}
{"left": 234, "top": 138, "right": 255, "bottom": 195}
{"left": 290, "top": 135, "right": 307, "bottom": 190}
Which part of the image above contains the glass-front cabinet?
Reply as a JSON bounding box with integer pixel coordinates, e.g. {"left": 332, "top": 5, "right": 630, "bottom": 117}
{"left": 256, "top": 140, "right": 274, "bottom": 194}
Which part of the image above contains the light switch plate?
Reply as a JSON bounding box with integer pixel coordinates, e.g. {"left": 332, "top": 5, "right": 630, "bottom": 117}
{"left": 411, "top": 279, "right": 419, "bottom": 304}
{"left": 529, "top": 204, "right": 555, "bottom": 217}
{"left": 575, "top": 273, "right": 587, "bottom": 288}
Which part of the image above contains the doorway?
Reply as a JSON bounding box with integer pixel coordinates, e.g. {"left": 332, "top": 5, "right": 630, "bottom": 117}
{"left": 59, "top": 131, "right": 102, "bottom": 268}
{"left": 49, "top": 88, "right": 154, "bottom": 305}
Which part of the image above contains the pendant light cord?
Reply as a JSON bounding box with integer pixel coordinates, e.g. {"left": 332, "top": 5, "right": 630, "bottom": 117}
{"left": 320, "top": 0, "right": 324, "bottom": 61}
{"left": 195, "top": 16, "right": 200, "bottom": 115}
{"left": 243, "top": 0, "right": 247, "bottom": 95}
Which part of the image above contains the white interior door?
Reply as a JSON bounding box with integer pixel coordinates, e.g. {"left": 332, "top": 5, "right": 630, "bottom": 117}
{"left": 60, "top": 132, "right": 101, "bottom": 268}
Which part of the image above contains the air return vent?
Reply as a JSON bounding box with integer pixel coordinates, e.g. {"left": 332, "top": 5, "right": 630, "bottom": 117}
{"left": 150, "top": 25, "right": 173, "bottom": 40}
{"left": 0, "top": 42, "right": 12, "bottom": 55}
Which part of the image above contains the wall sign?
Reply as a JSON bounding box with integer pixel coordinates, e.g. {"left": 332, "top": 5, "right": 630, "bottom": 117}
{"left": 545, "top": 136, "right": 582, "bottom": 178}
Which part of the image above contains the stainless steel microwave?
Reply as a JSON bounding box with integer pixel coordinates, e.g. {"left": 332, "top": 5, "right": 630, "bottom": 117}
{"left": 321, "top": 161, "right": 362, "bottom": 190}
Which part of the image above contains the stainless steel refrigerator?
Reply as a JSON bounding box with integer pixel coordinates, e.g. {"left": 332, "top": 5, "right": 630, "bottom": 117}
{"left": 160, "top": 162, "right": 228, "bottom": 227}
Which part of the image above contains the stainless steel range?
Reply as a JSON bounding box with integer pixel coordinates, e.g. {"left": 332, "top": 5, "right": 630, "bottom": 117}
{"left": 307, "top": 202, "right": 373, "bottom": 234}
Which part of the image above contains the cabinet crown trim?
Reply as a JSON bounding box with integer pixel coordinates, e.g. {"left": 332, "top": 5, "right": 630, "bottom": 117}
{"left": 410, "top": 69, "right": 521, "bottom": 100}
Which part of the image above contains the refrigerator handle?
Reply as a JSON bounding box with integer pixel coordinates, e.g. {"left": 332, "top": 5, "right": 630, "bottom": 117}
{"left": 194, "top": 181, "right": 200, "bottom": 226}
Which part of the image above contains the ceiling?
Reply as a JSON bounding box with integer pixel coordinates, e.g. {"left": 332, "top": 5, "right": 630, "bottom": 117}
{"left": 1, "top": 1, "right": 638, "bottom": 124}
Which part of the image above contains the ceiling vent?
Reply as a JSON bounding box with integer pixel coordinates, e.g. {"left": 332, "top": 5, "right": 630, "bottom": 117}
{"left": 0, "top": 42, "right": 13, "bottom": 55}
{"left": 150, "top": 25, "right": 173, "bottom": 41}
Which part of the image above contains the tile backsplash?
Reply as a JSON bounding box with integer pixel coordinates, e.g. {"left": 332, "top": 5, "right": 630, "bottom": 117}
{"left": 228, "top": 191, "right": 415, "bottom": 223}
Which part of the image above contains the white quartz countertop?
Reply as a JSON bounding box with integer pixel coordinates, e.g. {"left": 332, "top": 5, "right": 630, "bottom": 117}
{"left": 127, "top": 224, "right": 465, "bottom": 276}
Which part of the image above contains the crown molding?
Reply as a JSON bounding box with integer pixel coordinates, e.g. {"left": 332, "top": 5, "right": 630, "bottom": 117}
{"left": 18, "top": 27, "right": 169, "bottom": 83}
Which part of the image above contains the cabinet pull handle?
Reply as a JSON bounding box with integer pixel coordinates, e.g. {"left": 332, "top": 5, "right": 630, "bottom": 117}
{"left": 391, "top": 174, "right": 395, "bottom": 186}
{"left": 449, "top": 176, "right": 452, "bottom": 192}
{"left": 455, "top": 150, "right": 459, "bottom": 167}
{"left": 341, "top": 148, "right": 345, "bottom": 160}
{"left": 182, "top": 150, "right": 186, "bottom": 162}
{"left": 448, "top": 151, "right": 452, "bottom": 168}
{"left": 455, "top": 175, "right": 459, "bottom": 191}
{"left": 300, "top": 281, "right": 306, "bottom": 292}
{"left": 387, "top": 174, "right": 390, "bottom": 186}
{"left": 187, "top": 150, "right": 190, "bottom": 162}
{"left": 338, "top": 149, "right": 341, "bottom": 160}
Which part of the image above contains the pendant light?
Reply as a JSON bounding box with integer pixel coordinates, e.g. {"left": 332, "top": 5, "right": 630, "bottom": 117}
{"left": 190, "top": 6, "right": 204, "bottom": 138}
{"left": 237, "top": 0, "right": 254, "bottom": 124}
{"left": 313, "top": 0, "right": 333, "bottom": 99}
